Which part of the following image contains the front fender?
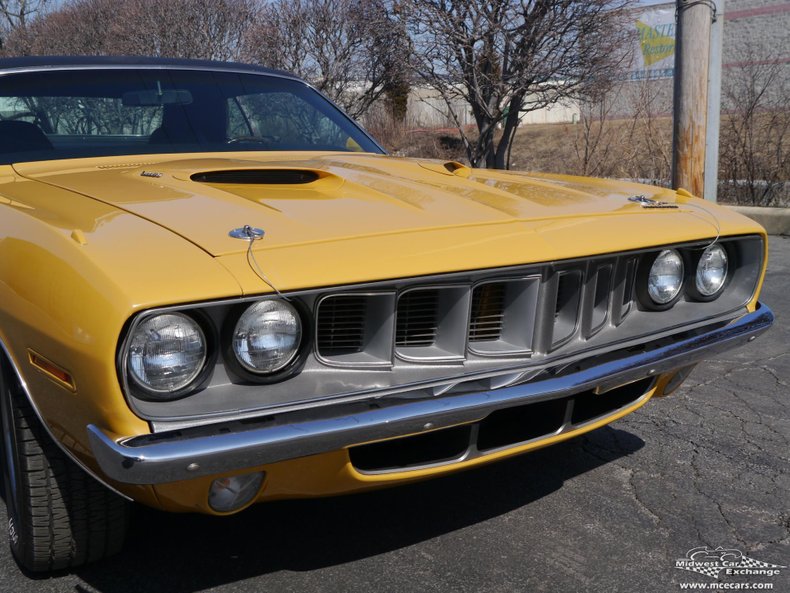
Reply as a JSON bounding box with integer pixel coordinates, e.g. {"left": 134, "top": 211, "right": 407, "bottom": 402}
{"left": 0, "top": 169, "right": 242, "bottom": 488}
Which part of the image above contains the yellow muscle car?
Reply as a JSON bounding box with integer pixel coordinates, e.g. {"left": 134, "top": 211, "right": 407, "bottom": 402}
{"left": 0, "top": 56, "right": 773, "bottom": 572}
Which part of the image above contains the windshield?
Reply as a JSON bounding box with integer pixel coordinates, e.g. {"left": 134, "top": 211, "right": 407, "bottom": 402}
{"left": 0, "top": 68, "right": 383, "bottom": 165}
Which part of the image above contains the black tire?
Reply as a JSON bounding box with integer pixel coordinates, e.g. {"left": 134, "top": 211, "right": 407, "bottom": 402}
{"left": 0, "top": 355, "right": 129, "bottom": 572}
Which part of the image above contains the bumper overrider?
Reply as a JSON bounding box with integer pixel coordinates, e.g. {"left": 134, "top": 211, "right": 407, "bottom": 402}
{"left": 88, "top": 303, "right": 774, "bottom": 486}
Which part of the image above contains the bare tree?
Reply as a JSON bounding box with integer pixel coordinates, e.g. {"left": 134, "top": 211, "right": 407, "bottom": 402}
{"left": 0, "top": 0, "right": 49, "bottom": 50}
{"left": 720, "top": 44, "right": 790, "bottom": 207}
{"left": 573, "top": 90, "right": 622, "bottom": 178}
{"left": 571, "top": 75, "right": 675, "bottom": 184}
{"left": 243, "top": 0, "right": 408, "bottom": 119}
{"left": 402, "top": 0, "right": 632, "bottom": 169}
{"left": 3, "top": 0, "right": 258, "bottom": 61}
{"left": 117, "top": 0, "right": 258, "bottom": 61}
{"left": 0, "top": 0, "right": 48, "bottom": 30}
{"left": 3, "top": 0, "right": 115, "bottom": 56}
{"left": 627, "top": 79, "right": 672, "bottom": 183}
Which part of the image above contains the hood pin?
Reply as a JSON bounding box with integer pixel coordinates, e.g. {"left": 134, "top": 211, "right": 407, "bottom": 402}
{"left": 229, "top": 225, "right": 265, "bottom": 240}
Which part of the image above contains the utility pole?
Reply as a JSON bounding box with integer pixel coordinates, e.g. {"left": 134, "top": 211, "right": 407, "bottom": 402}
{"left": 672, "top": 0, "right": 717, "bottom": 197}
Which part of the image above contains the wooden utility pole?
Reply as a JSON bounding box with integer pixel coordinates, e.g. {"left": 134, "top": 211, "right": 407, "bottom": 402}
{"left": 672, "top": 0, "right": 716, "bottom": 196}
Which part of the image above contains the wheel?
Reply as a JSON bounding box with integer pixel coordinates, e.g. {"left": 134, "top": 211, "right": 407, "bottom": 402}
{"left": 0, "top": 355, "right": 129, "bottom": 572}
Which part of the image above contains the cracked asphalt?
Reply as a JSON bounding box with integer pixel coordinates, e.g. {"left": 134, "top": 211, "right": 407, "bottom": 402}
{"left": 1, "top": 239, "right": 788, "bottom": 593}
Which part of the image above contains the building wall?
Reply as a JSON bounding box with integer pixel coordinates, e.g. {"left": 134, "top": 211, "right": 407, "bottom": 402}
{"left": 404, "top": 87, "right": 474, "bottom": 129}
{"left": 722, "top": 0, "right": 790, "bottom": 108}
{"left": 606, "top": 0, "right": 790, "bottom": 118}
{"left": 405, "top": 0, "right": 790, "bottom": 129}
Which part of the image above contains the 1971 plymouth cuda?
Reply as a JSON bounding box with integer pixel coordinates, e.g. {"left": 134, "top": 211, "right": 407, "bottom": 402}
{"left": 0, "top": 56, "right": 773, "bottom": 572}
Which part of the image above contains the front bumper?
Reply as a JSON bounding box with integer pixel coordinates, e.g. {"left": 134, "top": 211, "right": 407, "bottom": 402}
{"left": 88, "top": 303, "right": 774, "bottom": 485}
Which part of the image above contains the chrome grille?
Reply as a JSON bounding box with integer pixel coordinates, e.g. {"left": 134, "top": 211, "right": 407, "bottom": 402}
{"left": 469, "top": 283, "right": 506, "bottom": 342}
{"left": 313, "top": 255, "right": 640, "bottom": 366}
{"left": 316, "top": 295, "right": 368, "bottom": 356}
{"left": 395, "top": 289, "right": 440, "bottom": 347}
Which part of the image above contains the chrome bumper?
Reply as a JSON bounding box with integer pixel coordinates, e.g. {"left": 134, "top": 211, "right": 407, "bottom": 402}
{"left": 88, "top": 303, "right": 774, "bottom": 485}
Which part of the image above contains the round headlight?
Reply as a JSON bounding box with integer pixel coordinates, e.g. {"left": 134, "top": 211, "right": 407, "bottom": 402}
{"left": 127, "top": 313, "right": 207, "bottom": 396}
{"left": 647, "top": 249, "right": 684, "bottom": 305}
{"left": 695, "top": 244, "right": 728, "bottom": 297}
{"left": 232, "top": 300, "right": 302, "bottom": 374}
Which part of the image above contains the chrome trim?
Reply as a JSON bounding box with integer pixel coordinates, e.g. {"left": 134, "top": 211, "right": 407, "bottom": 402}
{"left": 88, "top": 303, "right": 773, "bottom": 485}
{"left": 0, "top": 338, "right": 132, "bottom": 500}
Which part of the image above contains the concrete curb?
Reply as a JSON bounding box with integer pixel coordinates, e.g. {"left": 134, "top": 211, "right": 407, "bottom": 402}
{"left": 725, "top": 206, "right": 790, "bottom": 236}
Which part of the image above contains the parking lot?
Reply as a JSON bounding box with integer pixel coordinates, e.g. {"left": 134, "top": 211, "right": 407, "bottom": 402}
{"left": 1, "top": 238, "right": 788, "bottom": 593}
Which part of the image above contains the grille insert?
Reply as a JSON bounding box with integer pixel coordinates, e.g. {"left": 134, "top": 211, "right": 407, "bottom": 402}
{"left": 552, "top": 270, "right": 582, "bottom": 347}
{"left": 396, "top": 290, "right": 440, "bottom": 347}
{"left": 622, "top": 258, "right": 636, "bottom": 314}
{"left": 469, "top": 283, "right": 506, "bottom": 342}
{"left": 587, "top": 264, "right": 613, "bottom": 336}
{"left": 310, "top": 251, "right": 662, "bottom": 365}
{"left": 317, "top": 295, "right": 368, "bottom": 356}
{"left": 555, "top": 273, "right": 578, "bottom": 319}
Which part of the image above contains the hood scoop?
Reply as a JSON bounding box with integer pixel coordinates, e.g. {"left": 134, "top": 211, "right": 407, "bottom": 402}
{"left": 418, "top": 160, "right": 472, "bottom": 177}
{"left": 191, "top": 169, "right": 320, "bottom": 185}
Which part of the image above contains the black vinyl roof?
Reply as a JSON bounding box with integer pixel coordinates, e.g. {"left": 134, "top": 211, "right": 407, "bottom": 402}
{"left": 0, "top": 55, "right": 298, "bottom": 79}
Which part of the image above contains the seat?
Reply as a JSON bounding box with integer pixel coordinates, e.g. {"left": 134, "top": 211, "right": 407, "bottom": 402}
{"left": 0, "top": 120, "right": 54, "bottom": 154}
{"left": 149, "top": 99, "right": 227, "bottom": 145}
{"left": 148, "top": 106, "right": 198, "bottom": 144}
{"left": 148, "top": 105, "right": 199, "bottom": 144}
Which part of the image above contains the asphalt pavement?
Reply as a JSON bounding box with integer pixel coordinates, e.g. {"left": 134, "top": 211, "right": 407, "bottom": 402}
{"left": 1, "top": 238, "right": 788, "bottom": 593}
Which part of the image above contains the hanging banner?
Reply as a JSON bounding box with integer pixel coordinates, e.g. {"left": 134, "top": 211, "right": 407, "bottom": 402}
{"left": 628, "top": 5, "right": 676, "bottom": 80}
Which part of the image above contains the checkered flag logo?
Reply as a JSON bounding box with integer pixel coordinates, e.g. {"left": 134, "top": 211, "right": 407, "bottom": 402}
{"left": 675, "top": 546, "right": 786, "bottom": 579}
{"left": 738, "top": 556, "right": 785, "bottom": 569}
{"left": 676, "top": 563, "right": 722, "bottom": 578}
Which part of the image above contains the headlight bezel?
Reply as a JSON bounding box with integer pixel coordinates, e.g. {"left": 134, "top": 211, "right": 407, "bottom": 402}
{"left": 636, "top": 248, "right": 685, "bottom": 310}
{"left": 221, "top": 298, "right": 311, "bottom": 384}
{"left": 118, "top": 297, "right": 312, "bottom": 407}
{"left": 686, "top": 243, "right": 733, "bottom": 302}
{"left": 121, "top": 310, "right": 218, "bottom": 402}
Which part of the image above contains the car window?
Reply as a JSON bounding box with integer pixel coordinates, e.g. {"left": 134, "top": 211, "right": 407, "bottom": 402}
{"left": 0, "top": 68, "right": 382, "bottom": 164}
{"left": 1, "top": 96, "right": 163, "bottom": 136}
{"left": 233, "top": 92, "right": 350, "bottom": 150}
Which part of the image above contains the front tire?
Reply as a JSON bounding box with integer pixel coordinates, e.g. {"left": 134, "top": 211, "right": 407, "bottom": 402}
{"left": 0, "top": 355, "right": 129, "bottom": 572}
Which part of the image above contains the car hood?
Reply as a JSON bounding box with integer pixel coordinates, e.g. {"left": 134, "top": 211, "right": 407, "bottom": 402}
{"left": 15, "top": 152, "right": 759, "bottom": 295}
{"left": 16, "top": 152, "right": 694, "bottom": 258}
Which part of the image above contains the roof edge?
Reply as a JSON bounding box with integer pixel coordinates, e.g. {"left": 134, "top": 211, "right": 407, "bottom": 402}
{"left": 0, "top": 55, "right": 299, "bottom": 80}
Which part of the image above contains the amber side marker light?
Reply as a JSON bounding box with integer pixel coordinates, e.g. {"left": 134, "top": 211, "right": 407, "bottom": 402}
{"left": 28, "top": 350, "right": 76, "bottom": 392}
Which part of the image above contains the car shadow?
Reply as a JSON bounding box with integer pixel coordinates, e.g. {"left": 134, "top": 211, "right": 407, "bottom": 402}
{"left": 57, "top": 426, "right": 644, "bottom": 593}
